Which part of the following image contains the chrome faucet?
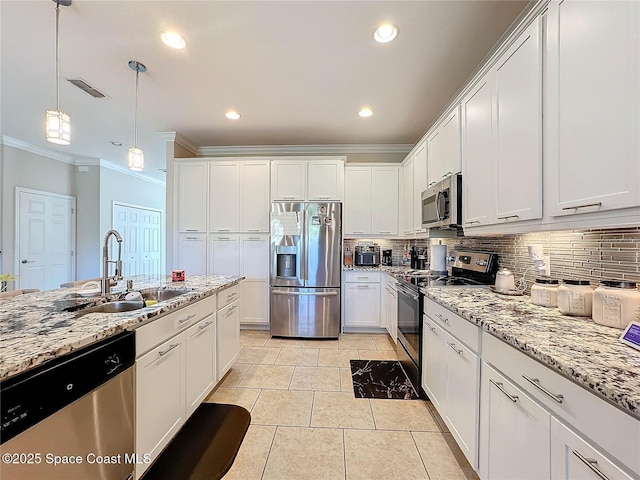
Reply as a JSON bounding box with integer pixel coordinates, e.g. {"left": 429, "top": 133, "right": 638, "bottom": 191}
{"left": 102, "top": 229, "right": 124, "bottom": 296}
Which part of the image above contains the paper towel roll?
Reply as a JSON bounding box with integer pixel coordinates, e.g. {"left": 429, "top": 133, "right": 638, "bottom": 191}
{"left": 430, "top": 244, "right": 447, "bottom": 273}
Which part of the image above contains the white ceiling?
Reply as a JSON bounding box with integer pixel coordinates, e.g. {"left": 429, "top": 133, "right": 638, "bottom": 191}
{"left": 1, "top": 0, "right": 528, "bottom": 180}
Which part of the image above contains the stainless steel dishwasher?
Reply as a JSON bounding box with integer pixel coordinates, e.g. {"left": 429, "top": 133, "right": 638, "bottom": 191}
{"left": 1, "top": 331, "right": 135, "bottom": 480}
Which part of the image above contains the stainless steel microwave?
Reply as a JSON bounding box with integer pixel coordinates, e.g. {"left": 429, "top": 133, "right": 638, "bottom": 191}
{"left": 421, "top": 174, "right": 462, "bottom": 229}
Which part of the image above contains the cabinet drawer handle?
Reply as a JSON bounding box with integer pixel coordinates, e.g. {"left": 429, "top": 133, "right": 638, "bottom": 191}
{"left": 562, "top": 202, "right": 602, "bottom": 211}
{"left": 216, "top": 237, "right": 231, "bottom": 241}
{"left": 227, "top": 291, "right": 238, "bottom": 299}
{"left": 428, "top": 181, "right": 436, "bottom": 187}
{"left": 435, "top": 313, "right": 449, "bottom": 323}
{"left": 158, "top": 343, "right": 179, "bottom": 356}
{"left": 186, "top": 229, "right": 199, "bottom": 232}
{"left": 357, "top": 285, "right": 370, "bottom": 289}
{"left": 446, "top": 342, "right": 463, "bottom": 355}
{"left": 198, "top": 321, "right": 213, "bottom": 331}
{"left": 224, "top": 304, "right": 238, "bottom": 317}
{"left": 497, "top": 214, "right": 519, "bottom": 220}
{"left": 425, "top": 322, "right": 436, "bottom": 332}
{"left": 283, "top": 196, "right": 295, "bottom": 200}
{"left": 247, "top": 237, "right": 261, "bottom": 241}
{"left": 572, "top": 450, "right": 610, "bottom": 480}
{"left": 185, "top": 237, "right": 198, "bottom": 240}
{"left": 441, "top": 171, "right": 452, "bottom": 178}
{"left": 356, "top": 276, "right": 370, "bottom": 280}
{"left": 522, "top": 375, "right": 564, "bottom": 403}
{"left": 318, "top": 196, "right": 331, "bottom": 200}
{"left": 178, "top": 314, "right": 196, "bottom": 324}
{"left": 352, "top": 231, "right": 364, "bottom": 234}
{"left": 489, "top": 379, "right": 519, "bottom": 403}
{"left": 247, "top": 229, "right": 261, "bottom": 232}
{"left": 464, "top": 221, "right": 480, "bottom": 225}
{"left": 379, "top": 231, "right": 391, "bottom": 234}
{"left": 217, "top": 229, "right": 230, "bottom": 232}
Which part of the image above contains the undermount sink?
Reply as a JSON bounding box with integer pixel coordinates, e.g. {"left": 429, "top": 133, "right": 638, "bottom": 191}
{"left": 141, "top": 289, "right": 191, "bottom": 302}
{"left": 78, "top": 300, "right": 145, "bottom": 315}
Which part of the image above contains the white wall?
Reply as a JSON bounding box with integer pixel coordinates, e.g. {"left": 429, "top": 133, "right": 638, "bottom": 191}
{"left": 0, "top": 145, "right": 76, "bottom": 281}
{"left": 0, "top": 142, "right": 166, "bottom": 285}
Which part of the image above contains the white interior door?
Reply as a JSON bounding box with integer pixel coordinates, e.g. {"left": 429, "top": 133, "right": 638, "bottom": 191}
{"left": 17, "top": 189, "right": 75, "bottom": 291}
{"left": 113, "top": 203, "right": 163, "bottom": 278}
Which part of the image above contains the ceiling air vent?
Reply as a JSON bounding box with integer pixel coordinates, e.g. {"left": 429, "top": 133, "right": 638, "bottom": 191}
{"left": 67, "top": 78, "right": 109, "bottom": 99}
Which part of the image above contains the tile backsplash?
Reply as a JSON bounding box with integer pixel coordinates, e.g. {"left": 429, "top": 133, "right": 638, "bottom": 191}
{"left": 345, "top": 227, "right": 640, "bottom": 291}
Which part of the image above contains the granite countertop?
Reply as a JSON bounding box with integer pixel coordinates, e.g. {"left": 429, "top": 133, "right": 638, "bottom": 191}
{"left": 422, "top": 287, "right": 640, "bottom": 419}
{"left": 0, "top": 274, "right": 243, "bottom": 381}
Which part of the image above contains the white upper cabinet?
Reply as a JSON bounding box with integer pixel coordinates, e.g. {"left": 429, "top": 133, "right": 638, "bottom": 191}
{"left": 494, "top": 16, "right": 542, "bottom": 224}
{"left": 402, "top": 157, "right": 414, "bottom": 235}
{"left": 413, "top": 141, "right": 428, "bottom": 233}
{"left": 240, "top": 161, "right": 270, "bottom": 232}
{"left": 545, "top": 0, "right": 640, "bottom": 216}
{"left": 307, "top": 160, "right": 344, "bottom": 201}
{"left": 428, "top": 106, "right": 461, "bottom": 185}
{"left": 344, "top": 165, "right": 399, "bottom": 236}
{"left": 271, "top": 158, "right": 345, "bottom": 202}
{"left": 209, "top": 162, "right": 240, "bottom": 233}
{"left": 271, "top": 160, "right": 307, "bottom": 201}
{"left": 462, "top": 74, "right": 494, "bottom": 227}
{"left": 344, "top": 167, "right": 372, "bottom": 236}
{"left": 177, "top": 162, "right": 208, "bottom": 233}
{"left": 371, "top": 167, "right": 399, "bottom": 236}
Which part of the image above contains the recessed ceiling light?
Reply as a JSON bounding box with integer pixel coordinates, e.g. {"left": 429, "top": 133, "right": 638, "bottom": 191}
{"left": 373, "top": 24, "right": 398, "bottom": 43}
{"left": 160, "top": 30, "right": 188, "bottom": 49}
{"left": 359, "top": 108, "right": 373, "bottom": 118}
{"left": 110, "top": 141, "right": 123, "bottom": 147}
{"left": 225, "top": 111, "right": 241, "bottom": 120}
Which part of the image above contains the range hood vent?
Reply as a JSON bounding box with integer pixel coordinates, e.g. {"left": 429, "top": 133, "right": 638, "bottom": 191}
{"left": 67, "top": 78, "right": 109, "bottom": 99}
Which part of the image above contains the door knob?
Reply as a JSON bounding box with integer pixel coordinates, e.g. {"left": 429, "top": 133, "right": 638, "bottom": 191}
{"left": 21, "top": 259, "right": 35, "bottom": 263}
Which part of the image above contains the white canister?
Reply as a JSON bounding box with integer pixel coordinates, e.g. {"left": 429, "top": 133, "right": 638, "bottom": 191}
{"left": 557, "top": 280, "right": 593, "bottom": 317}
{"left": 530, "top": 278, "right": 559, "bottom": 307}
{"left": 593, "top": 280, "right": 640, "bottom": 329}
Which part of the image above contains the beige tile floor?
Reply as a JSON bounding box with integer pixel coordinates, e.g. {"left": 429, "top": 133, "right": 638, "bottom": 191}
{"left": 205, "top": 330, "right": 479, "bottom": 480}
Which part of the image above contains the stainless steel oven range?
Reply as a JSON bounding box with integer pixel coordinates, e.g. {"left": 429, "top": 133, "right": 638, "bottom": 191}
{"left": 395, "top": 250, "right": 498, "bottom": 397}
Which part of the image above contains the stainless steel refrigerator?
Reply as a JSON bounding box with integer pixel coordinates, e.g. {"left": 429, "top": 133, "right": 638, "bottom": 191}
{"left": 270, "top": 202, "right": 341, "bottom": 338}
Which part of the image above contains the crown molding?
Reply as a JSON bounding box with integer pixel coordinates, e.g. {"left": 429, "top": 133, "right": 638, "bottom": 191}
{"left": 158, "top": 131, "right": 198, "bottom": 155}
{"left": 197, "top": 143, "right": 413, "bottom": 156}
{"left": 2, "top": 135, "right": 165, "bottom": 186}
{"left": 1, "top": 135, "right": 76, "bottom": 164}
{"left": 96, "top": 160, "right": 166, "bottom": 187}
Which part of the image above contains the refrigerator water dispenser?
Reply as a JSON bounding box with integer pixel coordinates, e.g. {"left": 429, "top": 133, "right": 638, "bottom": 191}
{"left": 276, "top": 246, "right": 297, "bottom": 278}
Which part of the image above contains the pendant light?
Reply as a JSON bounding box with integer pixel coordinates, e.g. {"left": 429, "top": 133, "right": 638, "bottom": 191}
{"left": 127, "top": 60, "right": 146, "bottom": 172}
{"left": 45, "top": 0, "right": 72, "bottom": 145}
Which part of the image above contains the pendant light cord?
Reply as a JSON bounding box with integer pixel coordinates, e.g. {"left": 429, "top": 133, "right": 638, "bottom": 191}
{"left": 55, "top": 1, "right": 61, "bottom": 111}
{"left": 134, "top": 67, "right": 139, "bottom": 148}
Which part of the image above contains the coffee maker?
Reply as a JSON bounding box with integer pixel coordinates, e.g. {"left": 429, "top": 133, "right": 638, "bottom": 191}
{"left": 410, "top": 246, "right": 428, "bottom": 270}
{"left": 382, "top": 249, "right": 392, "bottom": 266}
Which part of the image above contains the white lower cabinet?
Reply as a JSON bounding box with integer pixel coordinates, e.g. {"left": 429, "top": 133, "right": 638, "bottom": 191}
{"left": 185, "top": 315, "right": 216, "bottom": 417}
{"left": 479, "top": 362, "right": 551, "bottom": 480}
{"left": 385, "top": 276, "right": 397, "bottom": 343}
{"left": 551, "top": 418, "right": 633, "bottom": 480}
{"left": 135, "top": 334, "right": 185, "bottom": 479}
{"left": 421, "top": 317, "right": 447, "bottom": 411}
{"left": 422, "top": 299, "right": 480, "bottom": 469}
{"left": 134, "top": 287, "right": 242, "bottom": 478}
{"left": 343, "top": 271, "right": 381, "bottom": 329}
{"left": 217, "top": 298, "right": 241, "bottom": 379}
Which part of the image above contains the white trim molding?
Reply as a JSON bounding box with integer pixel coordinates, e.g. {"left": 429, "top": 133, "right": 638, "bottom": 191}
{"left": 1, "top": 135, "right": 75, "bottom": 165}
{"left": 158, "top": 131, "right": 199, "bottom": 155}
{"left": 197, "top": 143, "right": 413, "bottom": 156}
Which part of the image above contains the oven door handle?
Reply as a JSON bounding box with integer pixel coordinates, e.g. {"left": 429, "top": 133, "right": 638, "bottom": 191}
{"left": 396, "top": 285, "right": 419, "bottom": 301}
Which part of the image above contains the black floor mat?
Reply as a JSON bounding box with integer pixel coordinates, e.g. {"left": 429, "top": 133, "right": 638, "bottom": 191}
{"left": 143, "top": 403, "right": 251, "bottom": 480}
{"left": 350, "top": 360, "right": 419, "bottom": 400}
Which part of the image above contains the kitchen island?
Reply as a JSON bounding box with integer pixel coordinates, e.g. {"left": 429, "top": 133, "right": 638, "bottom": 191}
{"left": 0, "top": 274, "right": 243, "bottom": 381}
